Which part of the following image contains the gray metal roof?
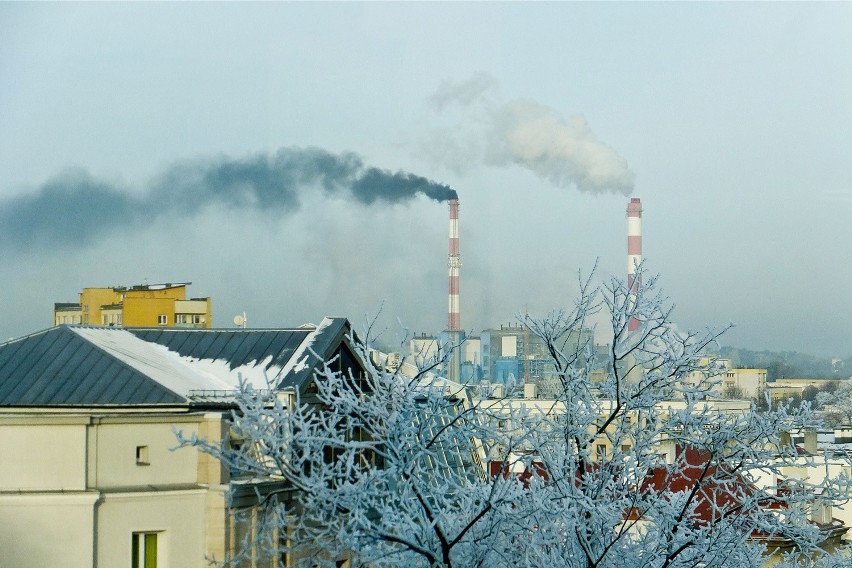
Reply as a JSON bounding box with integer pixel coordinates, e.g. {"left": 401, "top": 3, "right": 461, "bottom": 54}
{"left": 0, "top": 317, "right": 355, "bottom": 407}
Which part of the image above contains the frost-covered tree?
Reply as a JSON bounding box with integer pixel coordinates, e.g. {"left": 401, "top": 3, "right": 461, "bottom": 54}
{"left": 816, "top": 379, "right": 852, "bottom": 424}
{"left": 181, "top": 266, "right": 850, "bottom": 568}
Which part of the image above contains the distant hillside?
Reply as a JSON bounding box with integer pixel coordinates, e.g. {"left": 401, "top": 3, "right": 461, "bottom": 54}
{"left": 719, "top": 346, "right": 849, "bottom": 381}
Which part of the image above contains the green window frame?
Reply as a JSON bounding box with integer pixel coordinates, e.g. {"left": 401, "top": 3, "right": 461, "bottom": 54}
{"left": 131, "top": 532, "right": 158, "bottom": 568}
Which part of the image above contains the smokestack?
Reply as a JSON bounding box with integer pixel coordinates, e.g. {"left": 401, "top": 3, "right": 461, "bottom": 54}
{"left": 448, "top": 198, "right": 461, "bottom": 331}
{"left": 627, "top": 197, "right": 642, "bottom": 332}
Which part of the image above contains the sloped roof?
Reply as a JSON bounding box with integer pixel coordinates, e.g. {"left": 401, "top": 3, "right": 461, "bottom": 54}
{"left": 0, "top": 317, "right": 353, "bottom": 407}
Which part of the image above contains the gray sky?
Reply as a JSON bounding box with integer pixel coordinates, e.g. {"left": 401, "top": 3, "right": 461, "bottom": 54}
{"left": 1, "top": 3, "right": 850, "bottom": 357}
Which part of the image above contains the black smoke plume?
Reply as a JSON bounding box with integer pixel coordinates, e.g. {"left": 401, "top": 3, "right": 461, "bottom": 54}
{"left": 0, "top": 147, "right": 457, "bottom": 252}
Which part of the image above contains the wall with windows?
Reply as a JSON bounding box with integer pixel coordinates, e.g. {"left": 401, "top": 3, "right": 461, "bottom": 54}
{"left": 80, "top": 287, "right": 124, "bottom": 325}
{"left": 54, "top": 309, "right": 83, "bottom": 325}
{"left": 97, "top": 488, "right": 221, "bottom": 568}
{"left": 174, "top": 299, "right": 211, "bottom": 328}
{"left": 726, "top": 368, "right": 767, "bottom": 398}
{"left": 123, "top": 296, "right": 181, "bottom": 328}
{"left": 92, "top": 416, "right": 209, "bottom": 489}
{"left": 0, "top": 412, "right": 230, "bottom": 567}
{"left": 0, "top": 416, "right": 97, "bottom": 566}
{"left": 54, "top": 284, "right": 212, "bottom": 329}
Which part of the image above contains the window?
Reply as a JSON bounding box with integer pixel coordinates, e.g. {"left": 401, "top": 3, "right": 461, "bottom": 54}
{"left": 596, "top": 445, "right": 608, "bottom": 458}
{"left": 136, "top": 445, "right": 150, "bottom": 465}
{"left": 131, "top": 532, "right": 158, "bottom": 568}
{"left": 103, "top": 313, "right": 122, "bottom": 326}
{"left": 157, "top": 314, "right": 167, "bottom": 326}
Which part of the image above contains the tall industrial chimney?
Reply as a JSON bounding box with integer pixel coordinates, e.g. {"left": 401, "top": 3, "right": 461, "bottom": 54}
{"left": 448, "top": 198, "right": 461, "bottom": 331}
{"left": 444, "top": 198, "right": 463, "bottom": 383}
{"left": 627, "top": 197, "right": 642, "bottom": 332}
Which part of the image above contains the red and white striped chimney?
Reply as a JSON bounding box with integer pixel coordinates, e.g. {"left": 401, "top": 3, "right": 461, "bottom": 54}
{"left": 448, "top": 199, "right": 461, "bottom": 331}
{"left": 627, "top": 197, "right": 642, "bottom": 332}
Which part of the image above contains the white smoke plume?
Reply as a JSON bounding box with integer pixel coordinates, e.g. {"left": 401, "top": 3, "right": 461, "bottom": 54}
{"left": 424, "top": 74, "right": 635, "bottom": 195}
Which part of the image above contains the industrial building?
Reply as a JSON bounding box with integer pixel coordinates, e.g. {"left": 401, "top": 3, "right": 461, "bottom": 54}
{"left": 53, "top": 282, "right": 212, "bottom": 329}
{"left": 480, "top": 324, "right": 594, "bottom": 397}
{"left": 406, "top": 331, "right": 481, "bottom": 384}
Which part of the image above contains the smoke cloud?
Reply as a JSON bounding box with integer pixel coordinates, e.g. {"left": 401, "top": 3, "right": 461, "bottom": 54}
{"left": 425, "top": 74, "right": 635, "bottom": 195}
{"left": 489, "top": 101, "right": 634, "bottom": 195}
{"left": 0, "top": 147, "right": 457, "bottom": 252}
{"left": 429, "top": 72, "right": 499, "bottom": 110}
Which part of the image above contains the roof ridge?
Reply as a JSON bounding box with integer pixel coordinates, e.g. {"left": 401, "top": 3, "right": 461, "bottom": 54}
{"left": 0, "top": 325, "right": 70, "bottom": 348}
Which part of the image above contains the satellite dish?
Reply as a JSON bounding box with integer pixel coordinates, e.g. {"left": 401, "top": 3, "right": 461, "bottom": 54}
{"left": 233, "top": 314, "right": 245, "bottom": 327}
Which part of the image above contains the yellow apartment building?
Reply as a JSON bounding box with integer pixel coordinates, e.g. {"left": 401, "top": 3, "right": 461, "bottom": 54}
{"left": 54, "top": 282, "right": 212, "bottom": 328}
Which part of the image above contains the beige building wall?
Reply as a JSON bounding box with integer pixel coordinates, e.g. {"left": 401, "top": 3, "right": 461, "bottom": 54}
{"left": 175, "top": 298, "right": 212, "bottom": 327}
{"left": 774, "top": 378, "right": 840, "bottom": 391}
{"left": 0, "top": 417, "right": 88, "bottom": 490}
{"left": 0, "top": 412, "right": 230, "bottom": 568}
{"left": 96, "top": 489, "right": 222, "bottom": 568}
{"left": 92, "top": 417, "right": 203, "bottom": 488}
{"left": 0, "top": 493, "right": 98, "bottom": 568}
{"left": 55, "top": 308, "right": 83, "bottom": 325}
{"left": 684, "top": 358, "right": 768, "bottom": 399}
{"left": 724, "top": 368, "right": 767, "bottom": 398}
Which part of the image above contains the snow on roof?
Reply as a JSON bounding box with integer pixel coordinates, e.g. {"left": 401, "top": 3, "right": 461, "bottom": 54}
{"left": 277, "top": 317, "right": 332, "bottom": 380}
{"left": 71, "top": 327, "right": 282, "bottom": 396}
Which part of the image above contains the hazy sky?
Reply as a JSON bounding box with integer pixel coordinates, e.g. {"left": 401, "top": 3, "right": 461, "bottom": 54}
{"left": 1, "top": 3, "right": 850, "bottom": 357}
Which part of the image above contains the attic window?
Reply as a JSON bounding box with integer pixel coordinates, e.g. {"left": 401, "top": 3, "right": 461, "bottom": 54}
{"left": 136, "top": 445, "right": 150, "bottom": 466}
